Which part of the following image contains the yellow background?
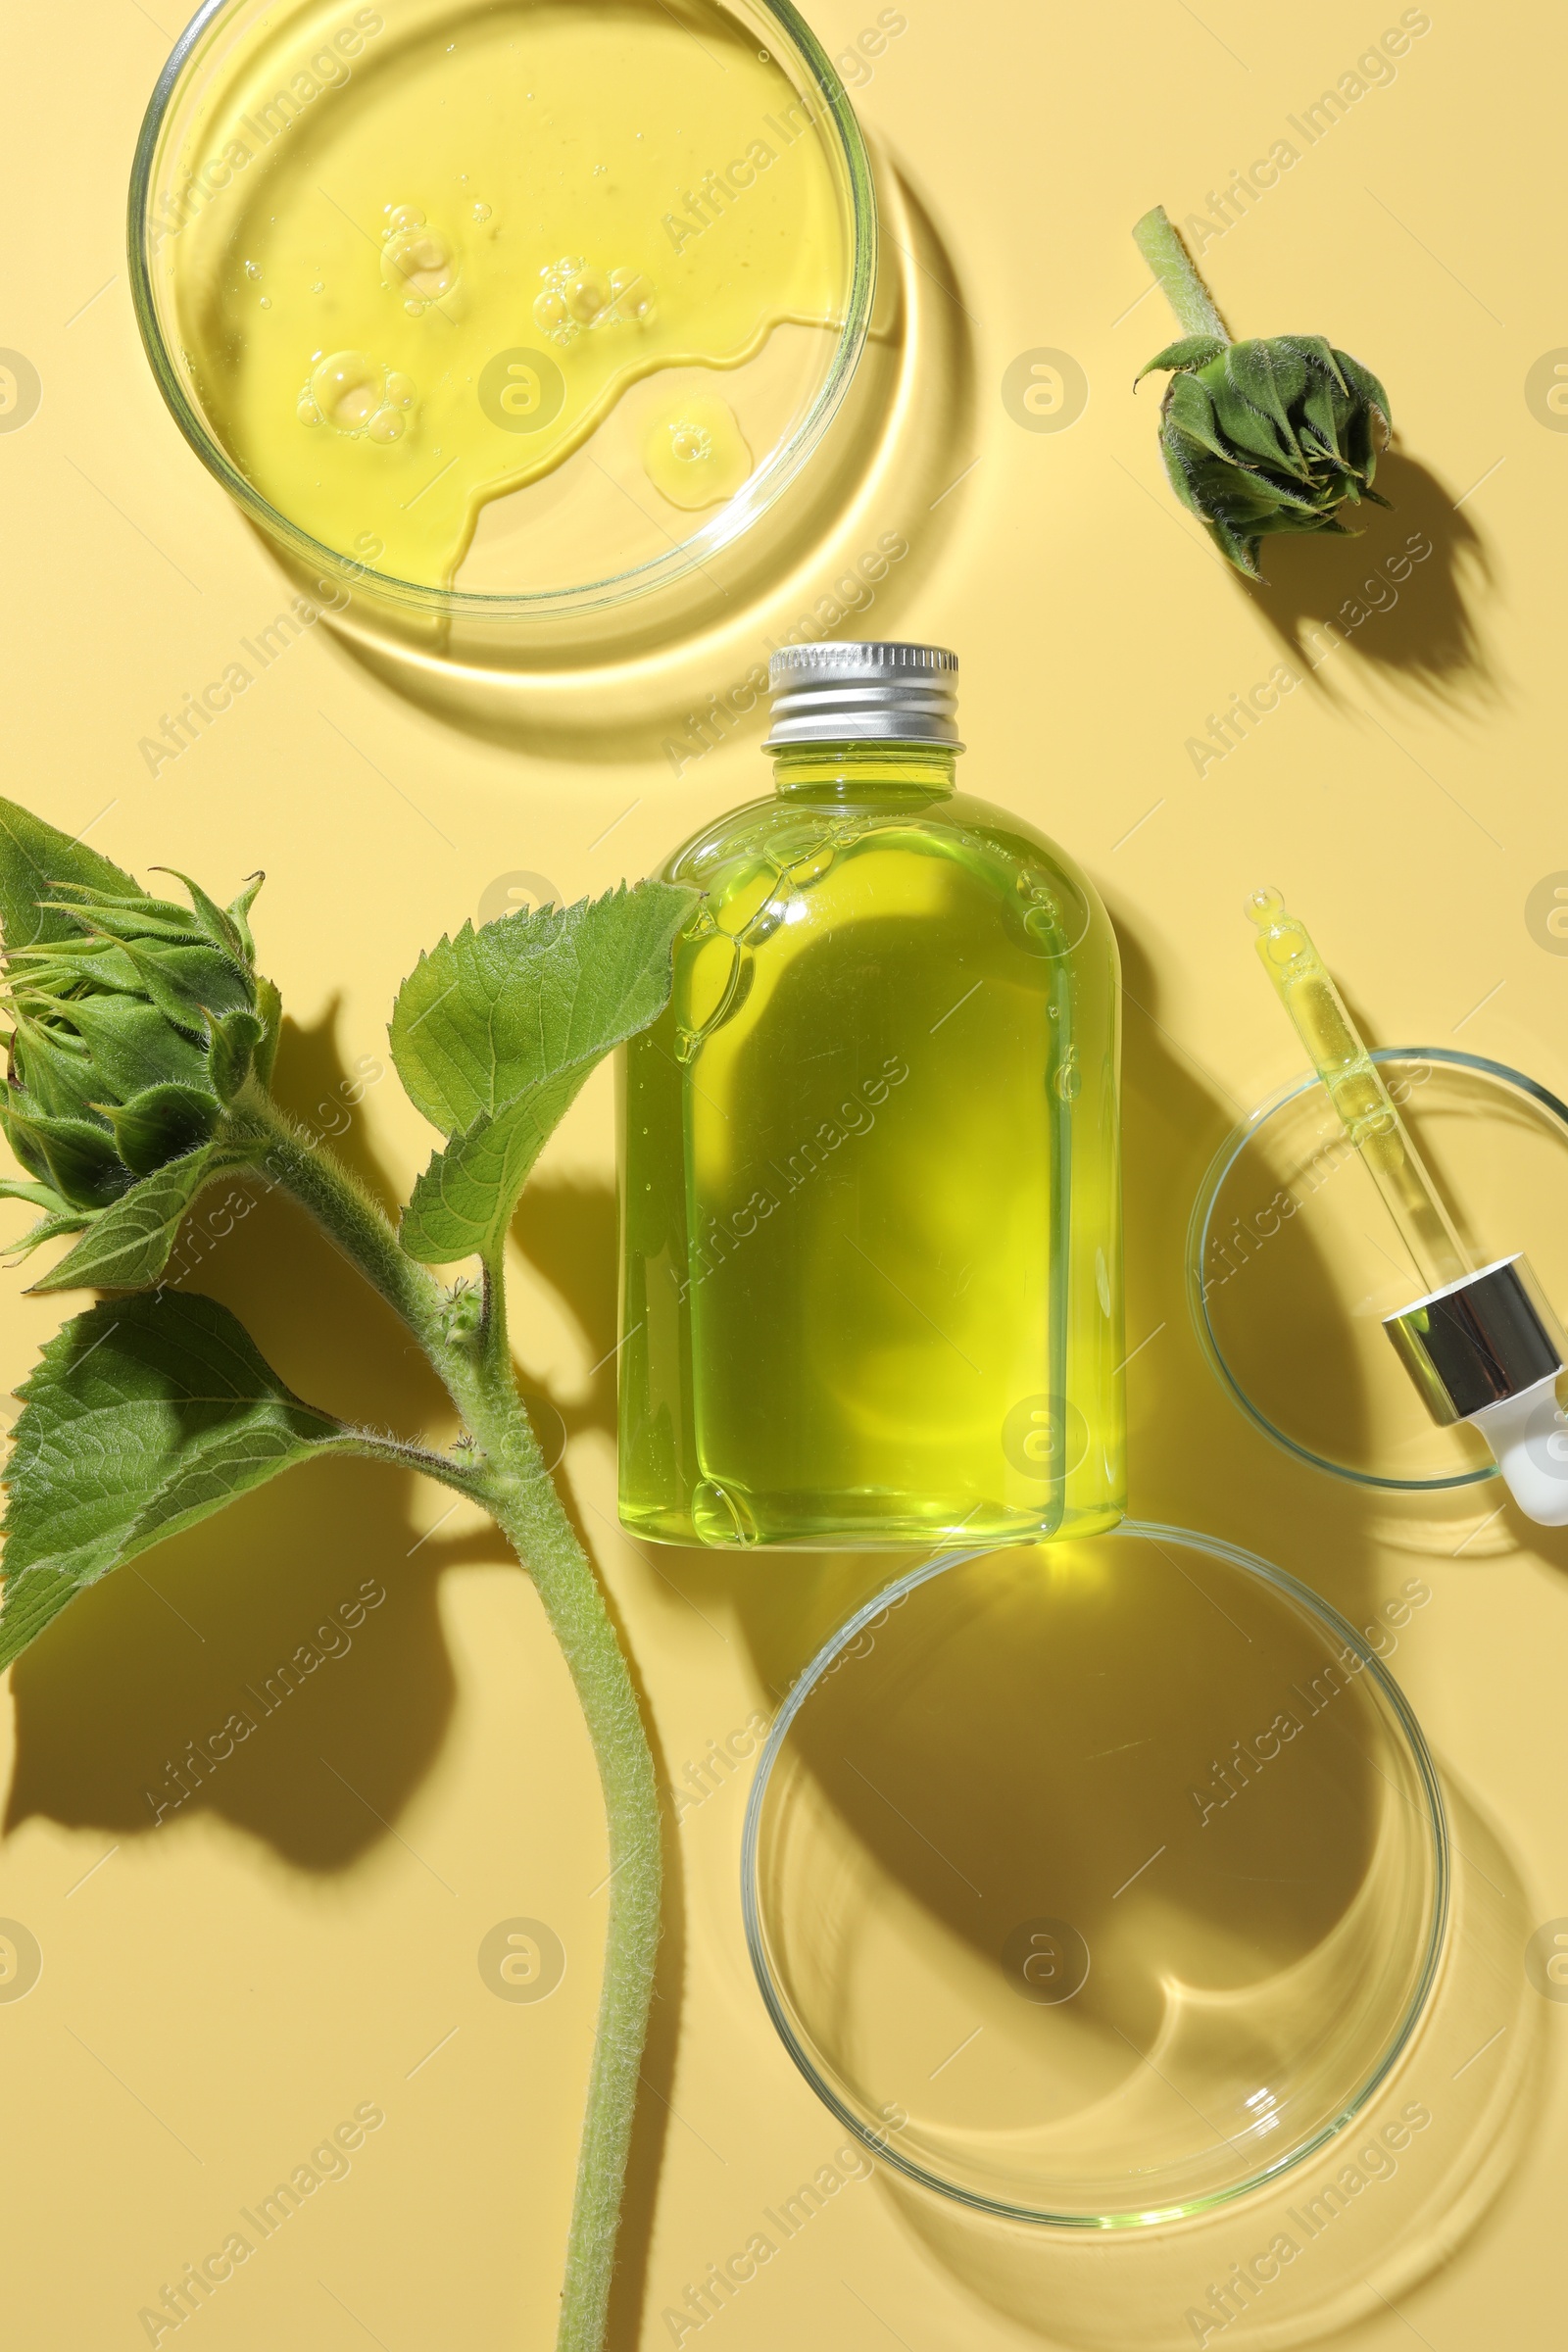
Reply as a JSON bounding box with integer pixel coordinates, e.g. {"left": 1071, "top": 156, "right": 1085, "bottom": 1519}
{"left": 2, "top": 0, "right": 1566, "bottom": 2344}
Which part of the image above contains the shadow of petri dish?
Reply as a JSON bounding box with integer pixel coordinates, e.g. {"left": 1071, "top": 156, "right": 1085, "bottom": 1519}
{"left": 1188, "top": 1049, "right": 1568, "bottom": 1492}
{"left": 742, "top": 1524, "right": 1447, "bottom": 2228}
{"left": 129, "top": 0, "right": 876, "bottom": 669}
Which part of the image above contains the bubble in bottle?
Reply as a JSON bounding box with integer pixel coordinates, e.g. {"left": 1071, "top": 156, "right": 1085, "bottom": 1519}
{"left": 785, "top": 844, "right": 836, "bottom": 889}
{"left": 691, "top": 1478, "right": 759, "bottom": 1546}
{"left": 242, "top": 259, "right": 261, "bottom": 281}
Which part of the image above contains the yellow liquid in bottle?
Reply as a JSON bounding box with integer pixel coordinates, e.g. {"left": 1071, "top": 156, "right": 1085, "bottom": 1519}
{"left": 170, "top": 0, "right": 852, "bottom": 588}
{"left": 619, "top": 749, "right": 1127, "bottom": 1549}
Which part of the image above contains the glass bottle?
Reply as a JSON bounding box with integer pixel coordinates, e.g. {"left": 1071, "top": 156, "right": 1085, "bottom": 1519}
{"left": 618, "top": 642, "right": 1124, "bottom": 1548}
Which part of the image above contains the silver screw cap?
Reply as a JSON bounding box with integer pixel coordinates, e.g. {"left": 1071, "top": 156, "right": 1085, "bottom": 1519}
{"left": 762, "top": 642, "right": 962, "bottom": 750}
{"left": 1384, "top": 1253, "right": 1568, "bottom": 1426}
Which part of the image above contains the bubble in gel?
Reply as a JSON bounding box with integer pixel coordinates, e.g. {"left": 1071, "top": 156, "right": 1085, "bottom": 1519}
{"left": 564, "top": 268, "right": 611, "bottom": 322}
{"left": 311, "top": 350, "right": 386, "bottom": 432}
{"left": 303, "top": 352, "right": 418, "bottom": 444}
{"left": 533, "top": 256, "right": 647, "bottom": 345}
{"left": 243, "top": 259, "right": 261, "bottom": 281}
{"left": 382, "top": 208, "right": 459, "bottom": 305}
{"left": 610, "top": 267, "right": 654, "bottom": 321}
{"left": 642, "top": 393, "right": 752, "bottom": 511}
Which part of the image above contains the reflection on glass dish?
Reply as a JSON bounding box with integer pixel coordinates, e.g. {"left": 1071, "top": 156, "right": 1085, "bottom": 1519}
{"left": 129, "top": 0, "right": 874, "bottom": 618}
{"left": 743, "top": 1525, "right": 1447, "bottom": 2227}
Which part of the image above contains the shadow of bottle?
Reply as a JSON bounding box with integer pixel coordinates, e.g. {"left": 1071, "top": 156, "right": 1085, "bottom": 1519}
{"left": 510, "top": 931, "right": 1551, "bottom": 2348}
{"left": 577, "top": 912, "right": 1536, "bottom": 2344}
{"left": 203, "top": 902, "right": 1541, "bottom": 2348}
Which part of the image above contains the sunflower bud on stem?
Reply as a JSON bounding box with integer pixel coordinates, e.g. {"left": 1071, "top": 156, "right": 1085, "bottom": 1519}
{"left": 1131, "top": 204, "right": 1392, "bottom": 577}
{"left": 0, "top": 797, "right": 699, "bottom": 2351}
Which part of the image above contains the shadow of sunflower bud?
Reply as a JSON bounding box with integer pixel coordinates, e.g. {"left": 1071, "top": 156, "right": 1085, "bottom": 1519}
{"left": 1237, "top": 449, "right": 1497, "bottom": 710}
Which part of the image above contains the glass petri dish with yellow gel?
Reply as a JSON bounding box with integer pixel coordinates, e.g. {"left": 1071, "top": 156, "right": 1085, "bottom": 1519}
{"left": 743, "top": 1525, "right": 1447, "bottom": 2227}
{"left": 129, "top": 0, "right": 874, "bottom": 621}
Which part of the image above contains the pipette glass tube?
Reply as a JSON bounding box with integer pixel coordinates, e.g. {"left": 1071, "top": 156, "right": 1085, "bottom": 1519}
{"left": 1245, "top": 888, "right": 1471, "bottom": 1295}
{"left": 1246, "top": 888, "right": 1568, "bottom": 1527}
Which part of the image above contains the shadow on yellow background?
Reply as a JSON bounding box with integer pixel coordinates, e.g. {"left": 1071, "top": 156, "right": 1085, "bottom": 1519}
{"left": 0, "top": 859, "right": 1541, "bottom": 2352}
{"left": 0, "top": 287, "right": 1543, "bottom": 2352}
{"left": 1238, "top": 445, "right": 1496, "bottom": 708}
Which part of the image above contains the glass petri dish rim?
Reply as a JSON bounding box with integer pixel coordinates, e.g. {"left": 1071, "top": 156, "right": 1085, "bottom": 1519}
{"left": 1187, "top": 1046, "right": 1568, "bottom": 1494}
{"left": 126, "top": 0, "right": 878, "bottom": 623}
{"left": 740, "top": 1520, "right": 1450, "bottom": 2230}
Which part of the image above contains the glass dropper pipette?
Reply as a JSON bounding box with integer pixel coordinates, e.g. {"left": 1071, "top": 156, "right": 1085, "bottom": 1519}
{"left": 1246, "top": 887, "right": 1568, "bottom": 1526}
{"left": 1245, "top": 887, "right": 1471, "bottom": 1294}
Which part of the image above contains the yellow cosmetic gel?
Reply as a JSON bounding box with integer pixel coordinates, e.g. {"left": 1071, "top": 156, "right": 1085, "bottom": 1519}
{"left": 641, "top": 392, "right": 753, "bottom": 510}
{"left": 156, "top": 0, "right": 854, "bottom": 590}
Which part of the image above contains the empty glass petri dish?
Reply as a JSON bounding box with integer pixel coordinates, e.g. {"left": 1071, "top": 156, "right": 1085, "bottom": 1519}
{"left": 1188, "top": 1049, "right": 1568, "bottom": 1491}
{"left": 128, "top": 0, "right": 874, "bottom": 632}
{"left": 742, "top": 1524, "right": 1447, "bottom": 2227}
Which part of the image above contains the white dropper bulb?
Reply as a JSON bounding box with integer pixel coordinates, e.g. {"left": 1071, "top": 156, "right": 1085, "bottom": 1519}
{"left": 1467, "top": 1377, "right": 1568, "bottom": 1528}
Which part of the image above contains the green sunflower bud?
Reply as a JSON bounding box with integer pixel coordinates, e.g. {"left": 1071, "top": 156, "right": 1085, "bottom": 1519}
{"left": 1132, "top": 208, "right": 1392, "bottom": 578}
{"left": 0, "top": 801, "right": 280, "bottom": 1266}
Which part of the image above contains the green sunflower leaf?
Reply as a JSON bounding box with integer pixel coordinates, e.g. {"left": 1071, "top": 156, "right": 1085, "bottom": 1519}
{"left": 0, "top": 800, "right": 140, "bottom": 956}
{"left": 0, "top": 1291, "right": 348, "bottom": 1667}
{"left": 392, "top": 882, "right": 696, "bottom": 1263}
{"left": 24, "top": 1139, "right": 254, "bottom": 1294}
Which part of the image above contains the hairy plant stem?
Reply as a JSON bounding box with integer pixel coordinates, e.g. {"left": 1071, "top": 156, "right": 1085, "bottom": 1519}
{"left": 234, "top": 1092, "right": 453, "bottom": 1371}
{"left": 238, "top": 1093, "right": 661, "bottom": 2352}
{"left": 1132, "top": 204, "right": 1231, "bottom": 341}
